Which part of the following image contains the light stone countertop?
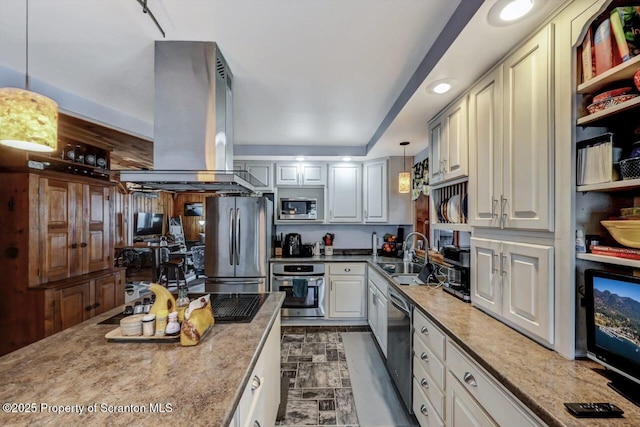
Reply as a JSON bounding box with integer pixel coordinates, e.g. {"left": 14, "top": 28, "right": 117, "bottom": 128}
{"left": 274, "top": 255, "right": 640, "bottom": 425}
{"left": 0, "top": 292, "right": 284, "bottom": 427}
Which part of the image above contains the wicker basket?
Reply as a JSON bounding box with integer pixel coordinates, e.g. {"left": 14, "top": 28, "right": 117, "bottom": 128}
{"left": 619, "top": 157, "right": 640, "bottom": 180}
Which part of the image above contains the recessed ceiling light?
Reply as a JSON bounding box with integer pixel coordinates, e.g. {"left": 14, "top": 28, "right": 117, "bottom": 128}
{"left": 295, "top": 156, "right": 305, "bottom": 161}
{"left": 433, "top": 83, "right": 452, "bottom": 94}
{"left": 342, "top": 157, "right": 352, "bottom": 161}
{"left": 426, "top": 79, "right": 455, "bottom": 95}
{"left": 500, "top": 0, "right": 533, "bottom": 21}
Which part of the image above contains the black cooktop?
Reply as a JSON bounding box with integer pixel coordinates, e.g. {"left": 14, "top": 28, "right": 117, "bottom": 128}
{"left": 98, "top": 293, "right": 267, "bottom": 325}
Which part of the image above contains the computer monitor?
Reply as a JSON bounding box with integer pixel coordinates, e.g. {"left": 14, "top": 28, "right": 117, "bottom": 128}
{"left": 135, "top": 213, "right": 164, "bottom": 236}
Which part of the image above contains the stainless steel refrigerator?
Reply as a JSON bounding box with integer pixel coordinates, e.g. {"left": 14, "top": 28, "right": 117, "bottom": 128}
{"left": 204, "top": 196, "right": 273, "bottom": 293}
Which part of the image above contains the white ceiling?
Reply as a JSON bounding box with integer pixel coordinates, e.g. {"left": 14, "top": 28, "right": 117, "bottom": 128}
{"left": 0, "top": 0, "right": 564, "bottom": 162}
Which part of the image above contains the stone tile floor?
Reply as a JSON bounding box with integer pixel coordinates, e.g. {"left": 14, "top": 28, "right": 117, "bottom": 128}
{"left": 278, "top": 326, "right": 370, "bottom": 426}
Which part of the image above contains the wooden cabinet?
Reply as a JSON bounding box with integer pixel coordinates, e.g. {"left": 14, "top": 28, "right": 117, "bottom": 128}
{"left": 367, "top": 266, "right": 388, "bottom": 356}
{"left": 429, "top": 97, "right": 468, "bottom": 185}
{"left": 234, "top": 161, "right": 274, "bottom": 191}
{"left": 328, "top": 163, "right": 362, "bottom": 223}
{"left": 469, "top": 24, "right": 553, "bottom": 231}
{"left": 276, "top": 162, "right": 326, "bottom": 186}
{"left": 327, "top": 263, "right": 366, "bottom": 319}
{"left": 471, "top": 237, "right": 554, "bottom": 346}
{"left": 363, "top": 159, "right": 388, "bottom": 223}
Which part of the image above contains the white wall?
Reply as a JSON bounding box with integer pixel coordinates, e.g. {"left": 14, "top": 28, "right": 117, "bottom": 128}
{"left": 275, "top": 224, "right": 413, "bottom": 249}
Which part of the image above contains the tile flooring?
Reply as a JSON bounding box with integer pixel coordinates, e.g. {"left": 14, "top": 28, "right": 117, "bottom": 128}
{"left": 278, "top": 326, "right": 370, "bottom": 426}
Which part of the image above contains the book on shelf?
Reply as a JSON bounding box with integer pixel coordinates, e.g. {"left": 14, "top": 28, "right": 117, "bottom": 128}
{"left": 610, "top": 7, "right": 640, "bottom": 59}
{"left": 590, "top": 245, "right": 640, "bottom": 260}
{"left": 611, "top": 8, "right": 631, "bottom": 62}
{"left": 594, "top": 18, "right": 614, "bottom": 75}
{"left": 581, "top": 27, "right": 594, "bottom": 83}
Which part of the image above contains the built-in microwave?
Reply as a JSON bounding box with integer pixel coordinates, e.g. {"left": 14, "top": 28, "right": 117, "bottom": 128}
{"left": 279, "top": 197, "right": 317, "bottom": 220}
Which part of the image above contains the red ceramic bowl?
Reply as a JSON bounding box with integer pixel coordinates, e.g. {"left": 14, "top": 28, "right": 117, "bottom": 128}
{"left": 634, "top": 68, "right": 640, "bottom": 92}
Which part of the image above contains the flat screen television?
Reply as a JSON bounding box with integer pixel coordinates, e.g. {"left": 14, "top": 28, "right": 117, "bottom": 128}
{"left": 585, "top": 269, "right": 640, "bottom": 406}
{"left": 135, "top": 213, "right": 164, "bottom": 236}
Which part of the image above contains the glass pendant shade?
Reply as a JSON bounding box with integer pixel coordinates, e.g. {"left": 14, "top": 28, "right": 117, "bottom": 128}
{"left": 0, "top": 87, "right": 58, "bottom": 152}
{"left": 398, "top": 171, "right": 411, "bottom": 193}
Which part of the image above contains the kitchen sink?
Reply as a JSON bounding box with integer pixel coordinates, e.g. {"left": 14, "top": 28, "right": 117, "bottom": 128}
{"left": 392, "top": 274, "right": 425, "bottom": 286}
{"left": 377, "top": 262, "right": 424, "bottom": 275}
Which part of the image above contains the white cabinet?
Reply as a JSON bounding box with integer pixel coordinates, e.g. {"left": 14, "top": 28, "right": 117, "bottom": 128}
{"left": 327, "top": 263, "right": 366, "bottom": 319}
{"left": 469, "top": 25, "right": 553, "bottom": 231}
{"left": 367, "top": 266, "right": 388, "bottom": 356}
{"left": 328, "top": 163, "right": 362, "bottom": 223}
{"left": 446, "top": 372, "right": 497, "bottom": 427}
{"left": 276, "top": 162, "right": 326, "bottom": 186}
{"left": 233, "top": 314, "right": 281, "bottom": 427}
{"left": 429, "top": 97, "right": 468, "bottom": 185}
{"left": 471, "top": 237, "right": 554, "bottom": 346}
{"left": 363, "top": 159, "right": 388, "bottom": 223}
{"left": 234, "top": 161, "right": 274, "bottom": 191}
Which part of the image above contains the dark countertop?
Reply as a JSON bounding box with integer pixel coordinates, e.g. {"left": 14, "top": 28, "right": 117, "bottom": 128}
{"left": 0, "top": 292, "right": 285, "bottom": 426}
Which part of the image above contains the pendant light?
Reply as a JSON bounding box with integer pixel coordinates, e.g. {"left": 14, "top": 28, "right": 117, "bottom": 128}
{"left": 399, "top": 141, "right": 411, "bottom": 193}
{"left": 0, "top": 0, "right": 58, "bottom": 153}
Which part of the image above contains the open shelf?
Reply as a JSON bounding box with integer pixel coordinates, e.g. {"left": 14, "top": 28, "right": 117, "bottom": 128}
{"left": 577, "top": 54, "right": 640, "bottom": 95}
{"left": 577, "top": 96, "right": 640, "bottom": 126}
{"left": 577, "top": 178, "right": 640, "bottom": 192}
{"left": 576, "top": 253, "right": 640, "bottom": 268}
{"left": 432, "top": 223, "right": 472, "bottom": 232}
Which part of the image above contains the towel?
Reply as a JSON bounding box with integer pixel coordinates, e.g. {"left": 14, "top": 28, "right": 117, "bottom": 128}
{"left": 292, "top": 278, "right": 307, "bottom": 298}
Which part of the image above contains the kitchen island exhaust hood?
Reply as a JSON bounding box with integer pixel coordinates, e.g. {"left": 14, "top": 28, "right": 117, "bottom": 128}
{"left": 119, "top": 41, "right": 262, "bottom": 193}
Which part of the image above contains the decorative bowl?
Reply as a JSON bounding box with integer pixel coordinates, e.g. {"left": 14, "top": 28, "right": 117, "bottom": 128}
{"left": 634, "top": 68, "right": 640, "bottom": 92}
{"left": 601, "top": 220, "right": 640, "bottom": 248}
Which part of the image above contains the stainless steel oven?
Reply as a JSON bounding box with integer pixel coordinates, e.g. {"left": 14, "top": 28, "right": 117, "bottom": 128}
{"left": 272, "top": 263, "right": 325, "bottom": 317}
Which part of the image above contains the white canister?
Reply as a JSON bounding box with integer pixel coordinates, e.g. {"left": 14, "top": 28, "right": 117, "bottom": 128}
{"left": 313, "top": 242, "right": 321, "bottom": 256}
{"left": 325, "top": 246, "right": 333, "bottom": 256}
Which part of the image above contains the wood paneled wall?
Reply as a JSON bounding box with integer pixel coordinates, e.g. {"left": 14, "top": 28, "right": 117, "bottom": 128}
{"left": 173, "top": 194, "right": 210, "bottom": 241}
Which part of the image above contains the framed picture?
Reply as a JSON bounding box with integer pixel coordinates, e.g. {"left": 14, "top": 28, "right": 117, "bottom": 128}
{"left": 184, "top": 202, "right": 203, "bottom": 217}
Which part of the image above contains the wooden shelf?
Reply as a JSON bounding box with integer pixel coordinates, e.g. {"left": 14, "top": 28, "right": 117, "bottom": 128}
{"left": 576, "top": 253, "right": 640, "bottom": 268}
{"left": 577, "top": 55, "right": 640, "bottom": 95}
{"left": 577, "top": 96, "right": 640, "bottom": 126}
{"left": 432, "top": 223, "right": 472, "bottom": 232}
{"left": 577, "top": 178, "right": 640, "bottom": 192}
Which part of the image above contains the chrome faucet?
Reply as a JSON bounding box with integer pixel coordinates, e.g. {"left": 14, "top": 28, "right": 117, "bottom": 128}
{"left": 403, "top": 232, "right": 429, "bottom": 263}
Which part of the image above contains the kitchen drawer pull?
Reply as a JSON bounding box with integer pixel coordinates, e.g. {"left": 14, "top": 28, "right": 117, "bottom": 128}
{"left": 420, "top": 378, "right": 429, "bottom": 389}
{"left": 463, "top": 372, "right": 477, "bottom": 387}
{"left": 80, "top": 242, "right": 88, "bottom": 248}
{"left": 85, "top": 305, "right": 93, "bottom": 312}
{"left": 93, "top": 302, "right": 101, "bottom": 309}
{"left": 251, "top": 375, "right": 261, "bottom": 391}
{"left": 253, "top": 421, "right": 261, "bottom": 427}
{"left": 420, "top": 404, "right": 428, "bottom": 416}
{"left": 420, "top": 352, "right": 429, "bottom": 362}
{"left": 420, "top": 326, "right": 428, "bottom": 335}
{"left": 71, "top": 243, "right": 78, "bottom": 249}
{"left": 344, "top": 268, "right": 351, "bottom": 272}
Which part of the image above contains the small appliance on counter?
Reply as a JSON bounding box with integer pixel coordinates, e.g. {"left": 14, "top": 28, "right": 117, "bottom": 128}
{"left": 283, "top": 233, "right": 302, "bottom": 257}
{"left": 440, "top": 246, "right": 471, "bottom": 302}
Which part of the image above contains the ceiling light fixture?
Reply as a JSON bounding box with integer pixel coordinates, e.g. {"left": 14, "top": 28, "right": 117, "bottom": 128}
{"left": 295, "top": 156, "right": 305, "bottom": 161}
{"left": 488, "top": 0, "right": 540, "bottom": 26}
{"left": 433, "top": 82, "right": 452, "bottom": 94}
{"left": 426, "top": 79, "right": 455, "bottom": 95}
{"left": 0, "top": 0, "right": 58, "bottom": 153}
{"left": 500, "top": 0, "right": 534, "bottom": 21}
{"left": 399, "top": 142, "right": 411, "bottom": 194}
{"left": 342, "top": 157, "right": 352, "bottom": 162}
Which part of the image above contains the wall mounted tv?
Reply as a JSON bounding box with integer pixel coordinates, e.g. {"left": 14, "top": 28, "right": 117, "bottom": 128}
{"left": 585, "top": 269, "right": 640, "bottom": 406}
{"left": 184, "top": 202, "right": 203, "bottom": 216}
{"left": 135, "top": 213, "right": 164, "bottom": 236}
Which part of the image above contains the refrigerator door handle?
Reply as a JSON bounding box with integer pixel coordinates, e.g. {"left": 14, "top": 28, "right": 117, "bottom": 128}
{"left": 235, "top": 208, "right": 241, "bottom": 265}
{"left": 229, "top": 208, "right": 235, "bottom": 265}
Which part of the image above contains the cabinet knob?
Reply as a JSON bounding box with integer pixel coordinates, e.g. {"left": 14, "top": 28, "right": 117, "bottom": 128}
{"left": 420, "top": 378, "right": 429, "bottom": 389}
{"left": 420, "top": 404, "right": 428, "bottom": 416}
{"left": 93, "top": 302, "right": 101, "bottom": 309}
{"left": 81, "top": 242, "right": 88, "bottom": 248}
{"left": 420, "top": 326, "right": 428, "bottom": 335}
{"left": 345, "top": 268, "right": 351, "bottom": 272}
{"left": 71, "top": 243, "right": 78, "bottom": 249}
{"left": 420, "top": 352, "right": 429, "bottom": 362}
{"left": 463, "top": 372, "right": 478, "bottom": 387}
{"left": 85, "top": 305, "right": 93, "bottom": 312}
{"left": 251, "top": 375, "right": 261, "bottom": 391}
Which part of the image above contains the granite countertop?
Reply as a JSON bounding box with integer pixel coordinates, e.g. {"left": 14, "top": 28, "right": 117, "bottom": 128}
{"left": 0, "top": 292, "right": 284, "bottom": 426}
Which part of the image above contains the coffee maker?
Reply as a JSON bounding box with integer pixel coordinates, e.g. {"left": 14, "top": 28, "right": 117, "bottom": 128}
{"left": 441, "top": 246, "right": 471, "bottom": 302}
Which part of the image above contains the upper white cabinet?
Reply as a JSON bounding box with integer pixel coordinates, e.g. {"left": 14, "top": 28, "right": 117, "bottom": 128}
{"left": 276, "top": 163, "right": 326, "bottom": 186}
{"left": 363, "top": 159, "right": 388, "bottom": 223}
{"left": 471, "top": 237, "right": 554, "bottom": 346}
{"left": 235, "top": 161, "right": 274, "bottom": 192}
{"left": 328, "top": 163, "right": 362, "bottom": 223}
{"left": 468, "top": 24, "right": 554, "bottom": 231}
{"left": 429, "top": 96, "right": 468, "bottom": 185}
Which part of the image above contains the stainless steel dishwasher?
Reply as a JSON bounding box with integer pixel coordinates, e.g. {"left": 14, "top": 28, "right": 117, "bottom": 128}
{"left": 387, "top": 288, "right": 413, "bottom": 413}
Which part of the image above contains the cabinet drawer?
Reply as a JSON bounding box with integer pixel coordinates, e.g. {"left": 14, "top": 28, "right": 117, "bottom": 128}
{"left": 446, "top": 341, "right": 541, "bottom": 427}
{"left": 413, "top": 355, "right": 445, "bottom": 419}
{"left": 412, "top": 377, "right": 445, "bottom": 427}
{"left": 328, "top": 263, "right": 365, "bottom": 275}
{"left": 447, "top": 371, "right": 497, "bottom": 427}
{"left": 413, "top": 309, "right": 445, "bottom": 360}
{"left": 413, "top": 334, "right": 445, "bottom": 391}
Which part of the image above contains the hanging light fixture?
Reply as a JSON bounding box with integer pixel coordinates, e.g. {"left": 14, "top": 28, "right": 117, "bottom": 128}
{"left": 0, "top": 0, "right": 58, "bottom": 153}
{"left": 399, "top": 141, "right": 411, "bottom": 193}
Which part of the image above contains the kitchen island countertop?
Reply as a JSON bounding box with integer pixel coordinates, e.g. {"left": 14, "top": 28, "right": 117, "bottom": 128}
{"left": 0, "top": 292, "right": 284, "bottom": 426}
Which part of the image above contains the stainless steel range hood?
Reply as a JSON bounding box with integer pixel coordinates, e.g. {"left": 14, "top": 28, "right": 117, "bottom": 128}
{"left": 119, "top": 41, "right": 262, "bottom": 193}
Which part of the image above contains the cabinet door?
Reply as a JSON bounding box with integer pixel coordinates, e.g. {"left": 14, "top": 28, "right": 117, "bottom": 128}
{"left": 470, "top": 238, "right": 502, "bottom": 316}
{"left": 83, "top": 185, "right": 111, "bottom": 274}
{"left": 447, "top": 372, "right": 498, "bottom": 427}
{"left": 40, "top": 178, "right": 75, "bottom": 282}
{"left": 363, "top": 159, "right": 388, "bottom": 223}
{"left": 501, "top": 241, "right": 554, "bottom": 345}
{"left": 301, "top": 164, "right": 326, "bottom": 186}
{"left": 368, "top": 281, "right": 378, "bottom": 334}
{"left": 245, "top": 162, "right": 273, "bottom": 191}
{"left": 443, "top": 97, "right": 468, "bottom": 181}
{"left": 329, "top": 276, "right": 366, "bottom": 318}
{"left": 469, "top": 66, "right": 503, "bottom": 227}
{"left": 429, "top": 119, "right": 444, "bottom": 184}
{"left": 377, "top": 292, "right": 388, "bottom": 357}
{"left": 275, "top": 163, "right": 300, "bottom": 185}
{"left": 53, "top": 282, "right": 92, "bottom": 333}
{"left": 502, "top": 24, "right": 553, "bottom": 231}
{"left": 328, "top": 164, "right": 362, "bottom": 223}
{"left": 94, "top": 272, "right": 124, "bottom": 316}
